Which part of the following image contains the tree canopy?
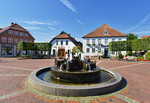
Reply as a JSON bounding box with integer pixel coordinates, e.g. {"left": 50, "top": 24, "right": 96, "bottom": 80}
{"left": 72, "top": 46, "right": 81, "bottom": 55}
{"left": 125, "top": 33, "right": 138, "bottom": 40}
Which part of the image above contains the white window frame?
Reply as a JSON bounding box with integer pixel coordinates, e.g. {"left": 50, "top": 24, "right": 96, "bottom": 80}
{"left": 14, "top": 31, "right": 18, "bottom": 35}
{"left": 86, "top": 39, "right": 90, "bottom": 44}
{"left": 86, "top": 48, "right": 90, "bottom": 53}
{"left": 20, "top": 32, "right": 24, "bottom": 36}
{"left": 8, "top": 37, "right": 13, "bottom": 43}
{"left": 92, "top": 39, "right": 95, "bottom": 44}
{"left": 1, "top": 37, "right": 7, "bottom": 43}
{"left": 105, "top": 39, "right": 108, "bottom": 44}
{"left": 8, "top": 30, "right": 13, "bottom": 34}
{"left": 25, "top": 33, "right": 28, "bottom": 37}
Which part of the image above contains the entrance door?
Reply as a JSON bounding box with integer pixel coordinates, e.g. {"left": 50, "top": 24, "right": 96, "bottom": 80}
{"left": 58, "top": 49, "right": 65, "bottom": 57}
{"left": 104, "top": 48, "right": 109, "bottom": 58}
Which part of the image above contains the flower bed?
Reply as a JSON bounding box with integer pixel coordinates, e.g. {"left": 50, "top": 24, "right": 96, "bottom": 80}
{"left": 138, "top": 59, "right": 150, "bottom": 61}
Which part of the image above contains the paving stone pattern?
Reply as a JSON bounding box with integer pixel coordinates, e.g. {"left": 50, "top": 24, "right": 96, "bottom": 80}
{"left": 0, "top": 58, "right": 149, "bottom": 102}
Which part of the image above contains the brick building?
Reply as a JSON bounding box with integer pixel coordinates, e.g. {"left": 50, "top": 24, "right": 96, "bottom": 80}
{"left": 0, "top": 23, "right": 35, "bottom": 57}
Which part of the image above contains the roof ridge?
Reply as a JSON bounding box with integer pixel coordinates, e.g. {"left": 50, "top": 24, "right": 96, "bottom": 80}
{"left": 82, "top": 24, "right": 127, "bottom": 38}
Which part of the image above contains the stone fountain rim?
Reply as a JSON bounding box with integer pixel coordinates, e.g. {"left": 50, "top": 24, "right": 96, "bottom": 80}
{"left": 29, "top": 66, "right": 122, "bottom": 89}
{"left": 28, "top": 66, "right": 123, "bottom": 97}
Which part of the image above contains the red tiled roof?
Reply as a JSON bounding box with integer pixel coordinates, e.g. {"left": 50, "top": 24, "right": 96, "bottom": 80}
{"left": 0, "top": 23, "right": 27, "bottom": 32}
{"left": 52, "top": 31, "right": 82, "bottom": 50}
{"left": 82, "top": 24, "right": 127, "bottom": 38}
{"left": 141, "top": 35, "right": 150, "bottom": 38}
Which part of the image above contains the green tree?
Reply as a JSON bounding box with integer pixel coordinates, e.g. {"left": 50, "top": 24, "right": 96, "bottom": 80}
{"left": 125, "top": 33, "right": 138, "bottom": 40}
{"left": 72, "top": 46, "right": 81, "bottom": 56}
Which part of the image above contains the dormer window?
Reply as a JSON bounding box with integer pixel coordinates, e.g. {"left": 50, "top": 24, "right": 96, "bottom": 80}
{"left": 8, "top": 30, "right": 13, "bottom": 35}
{"left": 104, "top": 31, "right": 108, "bottom": 35}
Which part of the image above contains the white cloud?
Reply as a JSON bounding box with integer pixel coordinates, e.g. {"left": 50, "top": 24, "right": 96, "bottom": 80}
{"left": 48, "top": 27, "right": 56, "bottom": 30}
{"left": 60, "top": 0, "right": 77, "bottom": 13}
{"left": 76, "top": 18, "right": 83, "bottom": 25}
{"left": 132, "top": 31, "right": 150, "bottom": 34}
{"left": 24, "top": 26, "right": 43, "bottom": 30}
{"left": 22, "top": 20, "right": 59, "bottom": 25}
{"left": 127, "top": 14, "right": 150, "bottom": 32}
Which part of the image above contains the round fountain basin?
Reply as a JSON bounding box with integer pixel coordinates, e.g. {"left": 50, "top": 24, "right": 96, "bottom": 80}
{"left": 51, "top": 66, "right": 101, "bottom": 83}
{"left": 28, "top": 66, "right": 123, "bottom": 97}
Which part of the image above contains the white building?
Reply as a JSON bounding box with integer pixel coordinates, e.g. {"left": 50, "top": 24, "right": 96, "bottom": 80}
{"left": 82, "top": 24, "right": 127, "bottom": 57}
{"left": 50, "top": 31, "right": 82, "bottom": 59}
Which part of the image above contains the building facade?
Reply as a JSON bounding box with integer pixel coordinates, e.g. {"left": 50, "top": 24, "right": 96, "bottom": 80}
{"left": 0, "top": 23, "right": 35, "bottom": 57}
{"left": 50, "top": 31, "right": 82, "bottom": 58}
{"left": 82, "top": 24, "right": 127, "bottom": 57}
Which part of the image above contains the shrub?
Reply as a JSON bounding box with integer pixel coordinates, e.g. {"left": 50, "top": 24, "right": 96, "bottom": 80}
{"left": 138, "top": 56, "right": 144, "bottom": 60}
{"left": 126, "top": 51, "right": 132, "bottom": 56}
{"left": 86, "top": 44, "right": 91, "bottom": 46}
{"left": 20, "top": 55, "right": 25, "bottom": 58}
{"left": 92, "top": 44, "right": 96, "bottom": 46}
{"left": 145, "top": 52, "right": 150, "bottom": 60}
{"left": 118, "top": 53, "right": 123, "bottom": 59}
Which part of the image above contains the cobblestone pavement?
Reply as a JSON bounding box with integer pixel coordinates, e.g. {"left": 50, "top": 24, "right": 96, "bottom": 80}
{"left": 0, "top": 58, "right": 149, "bottom": 103}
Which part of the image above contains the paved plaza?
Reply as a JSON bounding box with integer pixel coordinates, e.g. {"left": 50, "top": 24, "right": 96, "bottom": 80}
{"left": 0, "top": 58, "right": 149, "bottom": 103}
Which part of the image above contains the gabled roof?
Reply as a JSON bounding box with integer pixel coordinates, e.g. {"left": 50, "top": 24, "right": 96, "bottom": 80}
{"left": 82, "top": 24, "right": 127, "bottom": 38}
{"left": 0, "top": 23, "right": 35, "bottom": 40}
{"left": 51, "top": 31, "right": 82, "bottom": 50}
{"left": 54, "top": 31, "right": 70, "bottom": 39}
{"left": 141, "top": 35, "right": 150, "bottom": 39}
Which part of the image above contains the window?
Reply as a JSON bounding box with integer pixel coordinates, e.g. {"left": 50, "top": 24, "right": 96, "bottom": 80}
{"left": 1, "top": 37, "right": 7, "bottom": 43}
{"left": 112, "top": 51, "right": 115, "bottom": 55}
{"left": 20, "top": 32, "right": 23, "bottom": 36}
{"left": 24, "top": 39, "right": 28, "bottom": 42}
{"left": 104, "top": 31, "right": 108, "bottom": 35}
{"left": 105, "top": 39, "right": 108, "bottom": 44}
{"left": 14, "top": 31, "right": 18, "bottom": 35}
{"left": 86, "top": 48, "right": 90, "bottom": 53}
{"left": 56, "top": 41, "right": 58, "bottom": 45}
{"left": 8, "top": 38, "right": 13, "bottom": 43}
{"left": 66, "top": 40, "right": 68, "bottom": 45}
{"left": 20, "top": 39, "right": 23, "bottom": 41}
{"left": 98, "top": 39, "right": 101, "bottom": 44}
{"left": 112, "top": 39, "right": 115, "bottom": 42}
{"left": 118, "top": 38, "right": 122, "bottom": 41}
{"left": 92, "top": 48, "right": 95, "bottom": 53}
{"left": 25, "top": 33, "right": 28, "bottom": 37}
{"left": 92, "top": 39, "right": 95, "bottom": 44}
{"left": 8, "top": 30, "right": 13, "bottom": 34}
{"left": 61, "top": 41, "right": 63, "bottom": 45}
{"left": 14, "top": 38, "right": 18, "bottom": 44}
{"left": 29, "top": 40, "right": 32, "bottom": 42}
{"left": 86, "top": 39, "right": 90, "bottom": 44}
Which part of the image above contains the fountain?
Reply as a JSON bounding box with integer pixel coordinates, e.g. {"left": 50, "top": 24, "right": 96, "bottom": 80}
{"left": 28, "top": 56, "right": 123, "bottom": 97}
{"left": 51, "top": 57, "right": 99, "bottom": 83}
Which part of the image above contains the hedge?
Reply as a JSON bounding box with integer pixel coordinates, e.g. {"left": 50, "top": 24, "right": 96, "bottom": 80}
{"left": 18, "top": 42, "right": 51, "bottom": 51}
{"left": 109, "top": 38, "right": 150, "bottom": 52}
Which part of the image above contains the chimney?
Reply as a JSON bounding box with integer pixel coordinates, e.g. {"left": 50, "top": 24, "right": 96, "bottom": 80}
{"left": 11, "top": 22, "right": 14, "bottom": 25}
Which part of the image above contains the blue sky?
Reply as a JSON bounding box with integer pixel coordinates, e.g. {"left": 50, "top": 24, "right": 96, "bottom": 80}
{"left": 1, "top": 0, "right": 150, "bottom": 42}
